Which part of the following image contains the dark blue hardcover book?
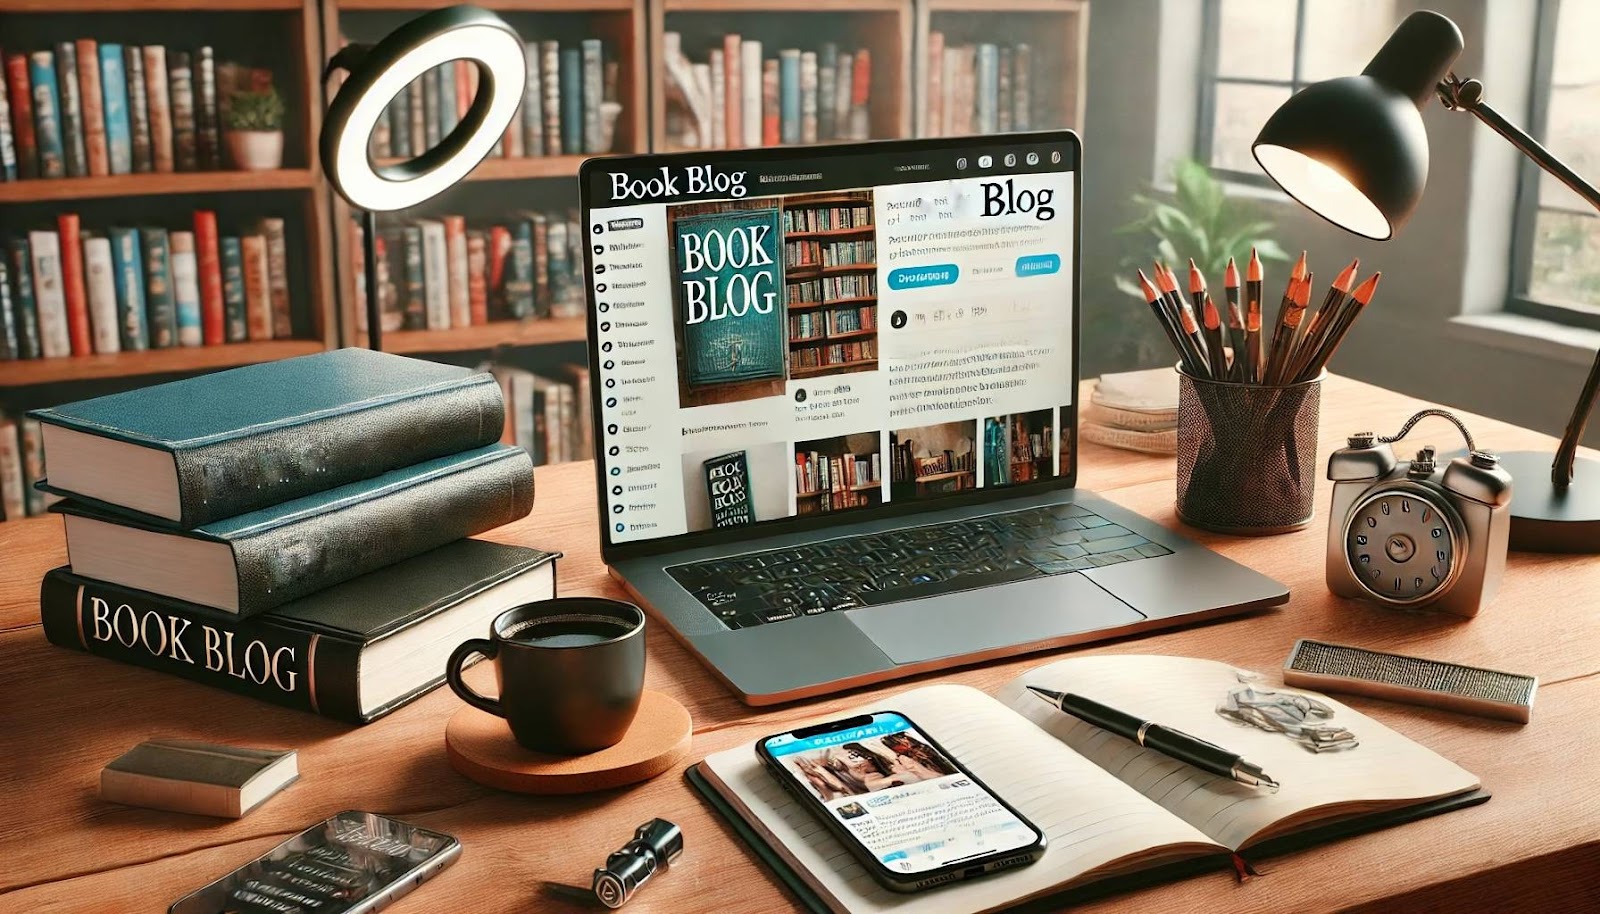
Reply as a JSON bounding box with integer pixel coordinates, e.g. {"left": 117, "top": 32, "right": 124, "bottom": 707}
{"left": 560, "top": 48, "right": 582, "bottom": 157}
{"left": 40, "top": 539, "right": 558, "bottom": 722}
{"left": 672, "top": 206, "right": 787, "bottom": 387}
{"left": 51, "top": 443, "right": 534, "bottom": 616}
{"left": 401, "top": 225, "right": 425, "bottom": 329}
{"left": 437, "top": 58, "right": 457, "bottom": 134}
{"left": 779, "top": 50, "right": 800, "bottom": 145}
{"left": 28, "top": 348, "right": 508, "bottom": 528}
{"left": 140, "top": 227, "right": 178, "bottom": 348}
{"left": 505, "top": 221, "right": 535, "bottom": 319}
{"left": 99, "top": 43, "right": 133, "bottom": 175}
{"left": 219, "top": 235, "right": 248, "bottom": 342}
{"left": 7, "top": 238, "right": 42, "bottom": 359}
{"left": 108, "top": 227, "right": 149, "bottom": 351}
{"left": 27, "top": 51, "right": 66, "bottom": 179}
{"left": 0, "top": 255, "right": 18, "bottom": 359}
{"left": 53, "top": 42, "right": 88, "bottom": 178}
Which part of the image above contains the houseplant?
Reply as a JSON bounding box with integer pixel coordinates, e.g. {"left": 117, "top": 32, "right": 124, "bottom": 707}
{"left": 226, "top": 87, "right": 286, "bottom": 171}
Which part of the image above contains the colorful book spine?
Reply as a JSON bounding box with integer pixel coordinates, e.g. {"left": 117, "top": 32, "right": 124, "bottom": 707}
{"left": 386, "top": 92, "right": 410, "bottom": 160}
{"left": 506, "top": 221, "right": 535, "bottom": 319}
{"left": 540, "top": 41, "right": 561, "bottom": 156}
{"left": 75, "top": 39, "right": 109, "bottom": 177}
{"left": 108, "top": 227, "right": 148, "bottom": 351}
{"left": 976, "top": 44, "right": 998, "bottom": 135}
{"left": 401, "top": 225, "right": 425, "bottom": 330}
{"left": 6, "top": 54, "right": 38, "bottom": 179}
{"left": 709, "top": 48, "right": 726, "bottom": 149}
{"left": 259, "top": 218, "right": 292, "bottom": 338}
{"left": 779, "top": 50, "right": 800, "bottom": 145}
{"left": 168, "top": 230, "right": 202, "bottom": 346}
{"left": 98, "top": 44, "right": 133, "bottom": 175}
{"left": 850, "top": 49, "right": 871, "bottom": 140}
{"left": 193, "top": 211, "right": 226, "bottom": 345}
{"left": 437, "top": 60, "right": 457, "bottom": 138}
{"left": 141, "top": 228, "right": 178, "bottom": 348}
{"left": 547, "top": 219, "right": 572, "bottom": 317}
{"left": 741, "top": 39, "right": 763, "bottom": 149}
{"left": 83, "top": 234, "right": 121, "bottom": 354}
{"left": 0, "top": 61, "right": 14, "bottom": 182}
{"left": 0, "top": 257, "right": 16, "bottom": 359}
{"left": 800, "top": 51, "right": 818, "bottom": 145}
{"left": 583, "top": 39, "right": 604, "bottom": 155}
{"left": 123, "top": 47, "right": 152, "bottom": 174}
{"left": 560, "top": 47, "right": 582, "bottom": 157}
{"left": 56, "top": 214, "right": 92, "bottom": 356}
{"left": 54, "top": 43, "right": 88, "bottom": 178}
{"left": 817, "top": 43, "right": 837, "bottom": 142}
{"left": 422, "top": 66, "right": 441, "bottom": 149}
{"left": 407, "top": 80, "right": 425, "bottom": 157}
{"left": 762, "top": 59, "right": 779, "bottom": 147}
{"left": 241, "top": 234, "right": 272, "bottom": 341}
{"left": 530, "top": 213, "right": 550, "bottom": 317}
{"left": 466, "top": 230, "right": 489, "bottom": 325}
{"left": 28, "top": 52, "right": 66, "bottom": 179}
{"left": 443, "top": 215, "right": 470, "bottom": 327}
{"left": 168, "top": 51, "right": 197, "bottom": 172}
{"left": 0, "top": 419, "right": 23, "bottom": 519}
{"left": 195, "top": 47, "right": 222, "bottom": 170}
{"left": 142, "top": 46, "right": 173, "bottom": 173}
{"left": 220, "top": 236, "right": 248, "bottom": 342}
{"left": 487, "top": 224, "right": 510, "bottom": 318}
{"left": 521, "top": 43, "right": 543, "bottom": 157}
{"left": 836, "top": 52, "right": 854, "bottom": 140}
{"left": 28, "top": 231, "right": 71, "bottom": 358}
{"left": 7, "top": 240, "right": 41, "bottom": 359}
{"left": 419, "top": 220, "right": 449, "bottom": 329}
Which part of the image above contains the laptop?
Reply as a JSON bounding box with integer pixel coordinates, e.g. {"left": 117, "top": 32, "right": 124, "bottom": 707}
{"left": 578, "top": 132, "right": 1287, "bottom": 705}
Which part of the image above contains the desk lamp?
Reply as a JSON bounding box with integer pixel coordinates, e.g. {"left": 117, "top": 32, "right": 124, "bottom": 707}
{"left": 1252, "top": 9, "right": 1600, "bottom": 552}
{"left": 321, "top": 5, "right": 527, "bottom": 350}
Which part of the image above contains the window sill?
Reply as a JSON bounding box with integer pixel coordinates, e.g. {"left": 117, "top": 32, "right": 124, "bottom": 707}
{"left": 1448, "top": 312, "right": 1600, "bottom": 367}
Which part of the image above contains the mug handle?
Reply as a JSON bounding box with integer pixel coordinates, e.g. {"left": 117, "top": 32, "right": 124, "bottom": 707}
{"left": 447, "top": 638, "right": 503, "bottom": 718}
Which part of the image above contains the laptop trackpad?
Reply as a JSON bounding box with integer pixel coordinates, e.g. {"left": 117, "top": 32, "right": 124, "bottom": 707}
{"left": 848, "top": 573, "right": 1145, "bottom": 666}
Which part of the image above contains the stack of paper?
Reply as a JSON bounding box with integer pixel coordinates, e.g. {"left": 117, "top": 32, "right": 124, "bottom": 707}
{"left": 1082, "top": 368, "right": 1178, "bottom": 454}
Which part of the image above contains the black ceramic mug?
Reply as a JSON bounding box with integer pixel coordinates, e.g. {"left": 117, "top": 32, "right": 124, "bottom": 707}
{"left": 447, "top": 597, "right": 647, "bottom": 754}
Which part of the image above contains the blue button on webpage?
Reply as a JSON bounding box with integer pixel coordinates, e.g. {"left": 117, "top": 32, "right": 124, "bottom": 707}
{"left": 1015, "top": 254, "right": 1061, "bottom": 277}
{"left": 888, "top": 265, "right": 960, "bottom": 290}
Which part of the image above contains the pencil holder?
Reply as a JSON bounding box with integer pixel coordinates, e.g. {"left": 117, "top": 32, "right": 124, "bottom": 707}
{"left": 1175, "top": 368, "right": 1322, "bottom": 535}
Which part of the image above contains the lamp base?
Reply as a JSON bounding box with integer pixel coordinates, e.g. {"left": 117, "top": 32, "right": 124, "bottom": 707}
{"left": 1496, "top": 451, "right": 1600, "bottom": 553}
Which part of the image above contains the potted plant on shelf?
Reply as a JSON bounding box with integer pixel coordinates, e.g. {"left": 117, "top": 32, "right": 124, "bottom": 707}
{"left": 226, "top": 86, "right": 286, "bottom": 171}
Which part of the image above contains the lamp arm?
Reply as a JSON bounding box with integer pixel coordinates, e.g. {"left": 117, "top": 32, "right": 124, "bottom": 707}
{"left": 1439, "top": 74, "right": 1600, "bottom": 490}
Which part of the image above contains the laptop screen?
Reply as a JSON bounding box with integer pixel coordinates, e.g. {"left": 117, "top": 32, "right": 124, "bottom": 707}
{"left": 580, "top": 132, "right": 1080, "bottom": 554}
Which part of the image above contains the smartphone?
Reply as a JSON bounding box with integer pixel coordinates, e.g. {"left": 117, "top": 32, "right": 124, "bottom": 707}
{"left": 757, "top": 711, "right": 1045, "bottom": 892}
{"left": 169, "top": 810, "right": 460, "bottom": 914}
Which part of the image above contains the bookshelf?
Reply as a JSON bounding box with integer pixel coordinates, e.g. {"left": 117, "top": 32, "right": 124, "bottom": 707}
{"left": 0, "top": 338, "right": 322, "bottom": 386}
{"left": 913, "top": 0, "right": 1088, "bottom": 138}
{"left": 325, "top": 0, "right": 646, "bottom": 355}
{"left": 783, "top": 190, "right": 878, "bottom": 379}
{"left": 794, "top": 431, "right": 883, "bottom": 515}
{"left": 650, "top": 0, "right": 913, "bottom": 153}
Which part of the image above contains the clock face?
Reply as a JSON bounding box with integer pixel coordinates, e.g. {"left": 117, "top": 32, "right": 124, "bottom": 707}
{"left": 1345, "top": 490, "right": 1457, "bottom": 603}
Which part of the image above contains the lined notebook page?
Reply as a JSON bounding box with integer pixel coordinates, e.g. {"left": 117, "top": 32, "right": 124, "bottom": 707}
{"left": 998, "top": 655, "right": 1480, "bottom": 850}
{"left": 701, "top": 684, "right": 1221, "bottom": 914}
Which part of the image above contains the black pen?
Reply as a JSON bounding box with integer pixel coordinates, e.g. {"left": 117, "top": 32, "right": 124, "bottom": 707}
{"left": 1026, "top": 686, "right": 1279, "bottom": 790}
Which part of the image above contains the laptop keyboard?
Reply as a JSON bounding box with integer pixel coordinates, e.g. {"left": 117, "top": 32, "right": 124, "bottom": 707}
{"left": 666, "top": 503, "right": 1173, "bottom": 629}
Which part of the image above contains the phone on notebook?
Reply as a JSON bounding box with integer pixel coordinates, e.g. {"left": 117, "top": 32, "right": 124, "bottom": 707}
{"left": 168, "top": 810, "right": 460, "bottom": 914}
{"left": 756, "top": 711, "right": 1046, "bottom": 892}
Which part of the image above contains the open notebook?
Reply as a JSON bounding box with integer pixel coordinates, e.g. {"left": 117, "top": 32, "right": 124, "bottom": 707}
{"left": 692, "top": 655, "right": 1485, "bottom": 914}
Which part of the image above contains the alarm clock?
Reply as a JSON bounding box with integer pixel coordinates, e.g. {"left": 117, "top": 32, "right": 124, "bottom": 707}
{"left": 1326, "top": 413, "right": 1512, "bottom": 617}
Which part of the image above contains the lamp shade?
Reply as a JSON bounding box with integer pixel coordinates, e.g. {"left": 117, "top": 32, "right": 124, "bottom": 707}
{"left": 1252, "top": 10, "right": 1464, "bottom": 240}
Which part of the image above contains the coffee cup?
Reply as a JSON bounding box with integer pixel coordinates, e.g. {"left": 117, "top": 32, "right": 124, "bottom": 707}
{"left": 447, "top": 597, "right": 646, "bottom": 754}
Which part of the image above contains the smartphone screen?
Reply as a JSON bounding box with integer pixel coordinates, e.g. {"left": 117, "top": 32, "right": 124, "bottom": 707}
{"left": 169, "top": 811, "right": 460, "bottom": 914}
{"left": 760, "top": 712, "right": 1042, "bottom": 878}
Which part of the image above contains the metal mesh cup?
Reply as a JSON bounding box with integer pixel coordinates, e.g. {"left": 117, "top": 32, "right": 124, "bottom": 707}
{"left": 1176, "top": 367, "right": 1323, "bottom": 535}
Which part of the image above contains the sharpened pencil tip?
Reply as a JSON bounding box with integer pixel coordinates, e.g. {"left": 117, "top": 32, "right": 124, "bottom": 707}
{"left": 1136, "top": 269, "right": 1160, "bottom": 302}
{"left": 1352, "top": 272, "right": 1382, "bottom": 303}
{"left": 1202, "top": 294, "right": 1220, "bottom": 328}
{"left": 1291, "top": 250, "right": 1308, "bottom": 281}
{"left": 1333, "top": 258, "right": 1360, "bottom": 292}
{"left": 1248, "top": 247, "right": 1263, "bottom": 282}
{"left": 1224, "top": 257, "right": 1239, "bottom": 288}
{"left": 1188, "top": 259, "right": 1205, "bottom": 294}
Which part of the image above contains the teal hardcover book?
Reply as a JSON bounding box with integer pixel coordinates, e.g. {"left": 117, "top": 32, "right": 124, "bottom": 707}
{"left": 672, "top": 207, "right": 787, "bottom": 387}
{"left": 29, "top": 348, "right": 506, "bottom": 527}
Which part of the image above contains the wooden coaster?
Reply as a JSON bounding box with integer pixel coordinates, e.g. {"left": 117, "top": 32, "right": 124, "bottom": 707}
{"left": 445, "top": 690, "right": 692, "bottom": 795}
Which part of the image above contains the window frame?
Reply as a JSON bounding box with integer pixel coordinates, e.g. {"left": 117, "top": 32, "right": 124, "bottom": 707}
{"left": 1505, "top": 0, "right": 1600, "bottom": 330}
{"left": 1195, "top": 0, "right": 1311, "bottom": 187}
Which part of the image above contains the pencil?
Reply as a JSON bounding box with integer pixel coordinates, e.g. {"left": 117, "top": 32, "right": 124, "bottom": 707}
{"left": 1300, "top": 272, "right": 1380, "bottom": 380}
{"left": 1271, "top": 251, "right": 1307, "bottom": 348}
{"left": 1246, "top": 249, "right": 1264, "bottom": 384}
{"left": 1289, "top": 258, "right": 1358, "bottom": 382}
{"left": 1202, "top": 293, "right": 1228, "bottom": 379}
{"left": 1266, "top": 274, "right": 1311, "bottom": 385}
{"left": 1224, "top": 258, "right": 1246, "bottom": 381}
{"left": 1157, "top": 261, "right": 1211, "bottom": 375}
{"left": 1137, "top": 268, "right": 1196, "bottom": 374}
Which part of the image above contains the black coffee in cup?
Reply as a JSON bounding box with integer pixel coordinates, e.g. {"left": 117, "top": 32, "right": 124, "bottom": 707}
{"left": 505, "top": 613, "right": 633, "bottom": 648}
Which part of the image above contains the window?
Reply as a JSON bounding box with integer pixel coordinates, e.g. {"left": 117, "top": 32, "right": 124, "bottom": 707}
{"left": 1196, "top": 0, "right": 1397, "bottom": 182}
{"left": 1513, "top": 0, "right": 1600, "bottom": 326}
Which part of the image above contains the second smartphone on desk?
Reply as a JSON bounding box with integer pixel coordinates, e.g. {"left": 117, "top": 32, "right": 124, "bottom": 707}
{"left": 757, "top": 711, "right": 1045, "bottom": 892}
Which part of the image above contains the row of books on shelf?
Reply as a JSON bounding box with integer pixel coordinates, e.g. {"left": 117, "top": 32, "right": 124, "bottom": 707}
{"left": 0, "top": 416, "right": 54, "bottom": 521}
{"left": 0, "top": 41, "right": 268, "bottom": 181}
{"left": 924, "top": 36, "right": 1038, "bottom": 138}
{"left": 2, "top": 211, "right": 294, "bottom": 361}
{"left": 788, "top": 273, "right": 877, "bottom": 305}
{"left": 662, "top": 35, "right": 873, "bottom": 151}
{"left": 353, "top": 210, "right": 584, "bottom": 333}
{"left": 489, "top": 363, "right": 591, "bottom": 468}
{"left": 784, "top": 202, "right": 873, "bottom": 234}
{"left": 792, "top": 339, "right": 875, "bottom": 368}
{"left": 787, "top": 304, "right": 876, "bottom": 340}
{"left": 891, "top": 440, "right": 975, "bottom": 483}
{"left": 364, "top": 39, "right": 621, "bottom": 162}
{"left": 785, "top": 238, "right": 876, "bottom": 269}
{"left": 795, "top": 449, "right": 880, "bottom": 508}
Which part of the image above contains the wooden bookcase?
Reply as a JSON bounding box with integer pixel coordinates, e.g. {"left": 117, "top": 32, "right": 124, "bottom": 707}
{"left": 913, "top": 0, "right": 1088, "bottom": 138}
{"left": 650, "top": 0, "right": 913, "bottom": 153}
{"left": 782, "top": 190, "right": 878, "bottom": 380}
{"left": 324, "top": 0, "right": 646, "bottom": 355}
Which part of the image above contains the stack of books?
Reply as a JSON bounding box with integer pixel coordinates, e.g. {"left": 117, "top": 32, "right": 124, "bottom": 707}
{"left": 1081, "top": 367, "right": 1179, "bottom": 455}
{"left": 489, "top": 362, "right": 592, "bottom": 467}
{"left": 1, "top": 41, "right": 264, "bottom": 181}
{"left": 360, "top": 38, "right": 622, "bottom": 160}
{"left": 352, "top": 208, "right": 585, "bottom": 334}
{"left": 31, "top": 349, "right": 550, "bottom": 724}
{"left": 661, "top": 34, "right": 872, "bottom": 150}
{"left": 2, "top": 210, "right": 297, "bottom": 360}
{"left": 921, "top": 35, "right": 1036, "bottom": 138}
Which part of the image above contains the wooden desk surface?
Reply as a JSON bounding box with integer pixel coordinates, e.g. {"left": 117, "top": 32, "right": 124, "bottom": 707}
{"left": 3, "top": 374, "right": 1599, "bottom": 913}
